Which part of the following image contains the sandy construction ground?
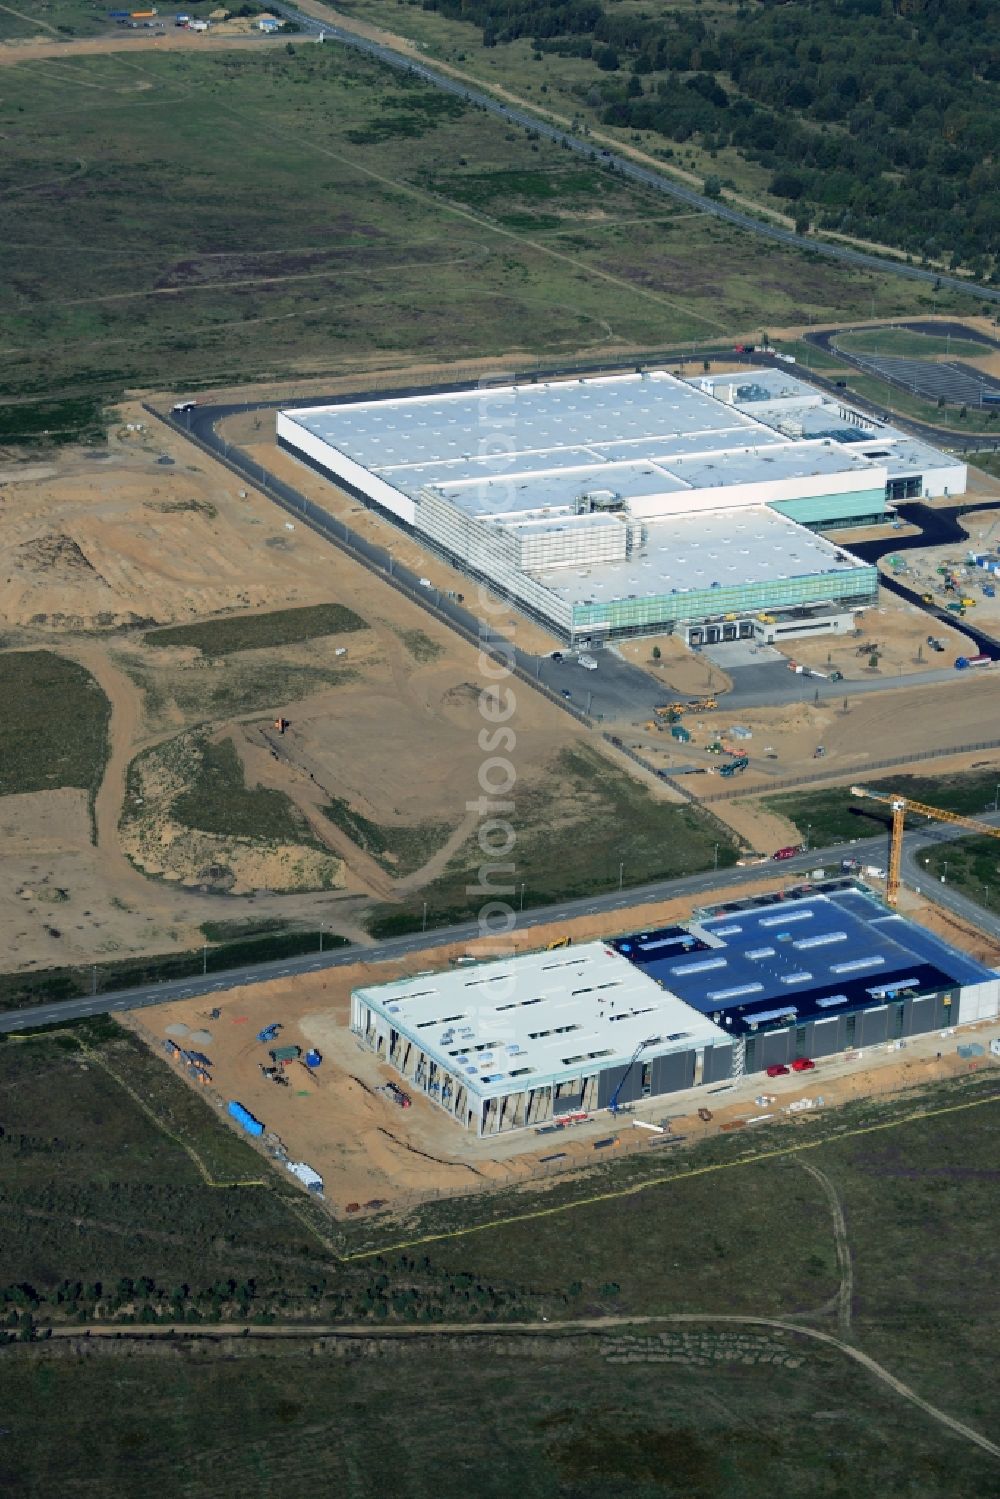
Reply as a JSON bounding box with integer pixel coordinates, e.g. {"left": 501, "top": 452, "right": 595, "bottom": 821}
{"left": 223, "top": 416, "right": 563, "bottom": 656}
{"left": 614, "top": 633, "right": 731, "bottom": 697}
{"left": 770, "top": 597, "right": 976, "bottom": 680}
{"left": 621, "top": 673, "right": 1000, "bottom": 790}
{"left": 126, "top": 883, "right": 1000, "bottom": 1218}
{"left": 890, "top": 508, "right": 1000, "bottom": 635}
{"left": 0, "top": 410, "right": 597, "bottom": 966}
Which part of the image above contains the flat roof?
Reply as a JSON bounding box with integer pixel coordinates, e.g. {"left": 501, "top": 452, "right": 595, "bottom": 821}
{"left": 534, "top": 505, "right": 870, "bottom": 606}
{"left": 353, "top": 941, "right": 726, "bottom": 1099}
{"left": 692, "top": 370, "right": 962, "bottom": 483}
{"left": 613, "top": 887, "right": 993, "bottom": 1033}
{"left": 282, "top": 370, "right": 886, "bottom": 521}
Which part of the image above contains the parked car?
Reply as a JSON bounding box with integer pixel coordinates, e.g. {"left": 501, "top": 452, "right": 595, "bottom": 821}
{"left": 791, "top": 1057, "right": 816, "bottom": 1072}
{"left": 766, "top": 1064, "right": 790, "bottom": 1078}
{"left": 561, "top": 689, "right": 573, "bottom": 699}
{"left": 550, "top": 651, "right": 564, "bottom": 662}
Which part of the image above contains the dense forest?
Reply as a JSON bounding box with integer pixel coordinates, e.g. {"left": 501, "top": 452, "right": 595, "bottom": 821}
{"left": 422, "top": 0, "right": 999, "bottom": 274}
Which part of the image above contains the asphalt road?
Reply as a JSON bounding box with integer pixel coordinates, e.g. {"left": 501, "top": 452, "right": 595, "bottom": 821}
{"left": 4, "top": 818, "right": 997, "bottom": 1034}
{"left": 270, "top": 3, "right": 999, "bottom": 308}
{"left": 805, "top": 325, "right": 1000, "bottom": 451}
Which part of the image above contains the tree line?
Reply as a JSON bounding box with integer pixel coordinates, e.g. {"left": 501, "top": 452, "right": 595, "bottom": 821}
{"left": 423, "top": 0, "right": 999, "bottom": 274}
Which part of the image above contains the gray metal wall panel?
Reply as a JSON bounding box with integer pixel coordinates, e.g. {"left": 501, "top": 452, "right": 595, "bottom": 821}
{"left": 908, "top": 996, "right": 937, "bottom": 1037}
{"left": 811, "top": 1017, "right": 842, "bottom": 1059}
{"left": 757, "top": 1029, "right": 792, "bottom": 1070}
{"left": 703, "top": 1044, "right": 733, "bottom": 1084}
{"left": 859, "top": 1006, "right": 889, "bottom": 1046}
{"left": 597, "top": 1065, "right": 628, "bottom": 1111}
{"left": 652, "top": 1050, "right": 696, "bottom": 1097}
{"left": 939, "top": 992, "right": 958, "bottom": 1028}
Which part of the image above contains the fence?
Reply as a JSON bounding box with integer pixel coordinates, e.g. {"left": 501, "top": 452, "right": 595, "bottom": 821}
{"left": 602, "top": 734, "right": 748, "bottom": 851}
{"left": 127, "top": 1015, "right": 999, "bottom": 1233}
{"left": 697, "top": 734, "right": 1000, "bottom": 803}
{"left": 143, "top": 403, "right": 594, "bottom": 732}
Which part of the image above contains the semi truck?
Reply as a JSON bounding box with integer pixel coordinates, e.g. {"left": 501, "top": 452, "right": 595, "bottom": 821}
{"left": 955, "top": 654, "right": 992, "bottom": 670}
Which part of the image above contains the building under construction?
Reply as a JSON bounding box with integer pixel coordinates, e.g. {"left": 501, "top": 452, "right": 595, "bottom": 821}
{"left": 351, "top": 885, "right": 998, "bottom": 1135}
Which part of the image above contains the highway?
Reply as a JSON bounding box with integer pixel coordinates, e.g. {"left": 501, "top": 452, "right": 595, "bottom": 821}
{"left": 271, "top": 2, "right": 1000, "bottom": 308}
{"left": 4, "top": 817, "right": 998, "bottom": 1034}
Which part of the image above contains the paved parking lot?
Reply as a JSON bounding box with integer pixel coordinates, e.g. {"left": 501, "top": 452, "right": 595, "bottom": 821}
{"left": 855, "top": 355, "right": 1000, "bottom": 407}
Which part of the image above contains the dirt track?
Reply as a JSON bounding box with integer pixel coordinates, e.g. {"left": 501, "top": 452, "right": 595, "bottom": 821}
{"left": 32, "top": 1312, "right": 1000, "bottom": 1459}
{"left": 0, "top": 31, "right": 287, "bottom": 66}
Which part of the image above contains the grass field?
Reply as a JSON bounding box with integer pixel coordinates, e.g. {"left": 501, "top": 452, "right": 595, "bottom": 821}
{"left": 322, "top": 796, "right": 449, "bottom": 877}
{"left": 114, "top": 647, "right": 357, "bottom": 729}
{"left": 970, "top": 450, "right": 1000, "bottom": 480}
{"left": 771, "top": 339, "right": 849, "bottom": 374}
{"left": 923, "top": 836, "right": 1000, "bottom": 915}
{"left": 836, "top": 328, "right": 987, "bottom": 360}
{"left": 368, "top": 745, "right": 739, "bottom": 934}
{"left": 0, "top": 1017, "right": 997, "bottom": 1497}
{"left": 0, "top": 45, "right": 963, "bottom": 442}
{"left": 143, "top": 603, "right": 367, "bottom": 656}
{"left": 841, "top": 373, "right": 1000, "bottom": 433}
{"left": 0, "top": 651, "right": 109, "bottom": 801}
{"left": 169, "top": 735, "right": 318, "bottom": 845}
{"left": 764, "top": 769, "right": 1000, "bottom": 847}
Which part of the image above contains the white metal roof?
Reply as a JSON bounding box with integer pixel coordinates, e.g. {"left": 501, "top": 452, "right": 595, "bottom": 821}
{"left": 283, "top": 370, "right": 884, "bottom": 516}
{"left": 535, "top": 505, "right": 869, "bottom": 605}
{"left": 353, "top": 942, "right": 725, "bottom": 1099}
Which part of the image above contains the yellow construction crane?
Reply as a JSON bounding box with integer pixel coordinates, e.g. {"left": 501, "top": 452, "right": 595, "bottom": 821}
{"left": 850, "top": 785, "right": 1000, "bottom": 907}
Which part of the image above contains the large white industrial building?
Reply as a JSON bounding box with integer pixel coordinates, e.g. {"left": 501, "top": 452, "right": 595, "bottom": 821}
{"left": 277, "top": 368, "right": 965, "bottom": 644}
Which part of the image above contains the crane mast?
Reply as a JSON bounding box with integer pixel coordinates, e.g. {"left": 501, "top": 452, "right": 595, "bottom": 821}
{"left": 850, "top": 785, "right": 1000, "bottom": 906}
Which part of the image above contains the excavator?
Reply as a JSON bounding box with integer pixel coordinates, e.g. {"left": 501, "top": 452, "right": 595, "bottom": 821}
{"left": 850, "top": 785, "right": 1000, "bottom": 907}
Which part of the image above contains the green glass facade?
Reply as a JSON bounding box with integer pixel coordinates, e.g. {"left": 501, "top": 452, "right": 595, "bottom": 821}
{"left": 571, "top": 564, "right": 878, "bottom": 634}
{"left": 770, "top": 487, "right": 887, "bottom": 530}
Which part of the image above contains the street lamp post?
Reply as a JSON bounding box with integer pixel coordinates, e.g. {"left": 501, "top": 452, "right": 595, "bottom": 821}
{"left": 618, "top": 861, "right": 624, "bottom": 891}
{"left": 422, "top": 900, "right": 428, "bottom": 933}
{"left": 519, "top": 882, "right": 525, "bottom": 912}
{"left": 713, "top": 843, "right": 719, "bottom": 871}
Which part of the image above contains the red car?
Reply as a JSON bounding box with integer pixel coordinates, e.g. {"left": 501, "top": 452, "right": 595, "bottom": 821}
{"left": 791, "top": 1057, "right": 816, "bottom": 1072}
{"left": 766, "top": 1064, "right": 790, "bottom": 1078}
{"left": 772, "top": 846, "right": 799, "bottom": 861}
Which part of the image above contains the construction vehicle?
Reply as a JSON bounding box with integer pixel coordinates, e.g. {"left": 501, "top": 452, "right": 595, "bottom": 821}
{"left": 686, "top": 697, "right": 717, "bottom": 713}
{"left": 757, "top": 612, "right": 776, "bottom": 624}
{"left": 259, "top": 1064, "right": 289, "bottom": 1087}
{"left": 718, "top": 755, "right": 749, "bottom": 777}
{"left": 960, "top": 597, "right": 976, "bottom": 608}
{"left": 921, "top": 592, "right": 935, "bottom": 605}
{"left": 946, "top": 602, "right": 966, "bottom": 615}
{"left": 850, "top": 784, "right": 1000, "bottom": 907}
{"left": 608, "top": 1036, "right": 658, "bottom": 1116}
{"left": 547, "top": 935, "right": 571, "bottom": 950}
